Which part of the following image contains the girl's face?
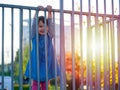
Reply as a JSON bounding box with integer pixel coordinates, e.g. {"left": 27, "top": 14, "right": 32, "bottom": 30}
{"left": 38, "top": 21, "right": 48, "bottom": 35}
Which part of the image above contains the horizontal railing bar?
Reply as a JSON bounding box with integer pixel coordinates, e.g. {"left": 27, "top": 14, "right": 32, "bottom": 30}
{"left": 53, "top": 10, "right": 119, "bottom": 18}
{"left": 91, "top": 17, "right": 117, "bottom": 28}
{"left": 0, "top": 3, "right": 119, "bottom": 18}
{"left": 0, "top": 3, "right": 37, "bottom": 10}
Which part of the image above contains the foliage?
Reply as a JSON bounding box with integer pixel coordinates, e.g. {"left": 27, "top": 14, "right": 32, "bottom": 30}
{"left": 14, "top": 84, "right": 29, "bottom": 90}
{"left": 65, "top": 52, "right": 81, "bottom": 80}
{"left": 13, "top": 47, "right": 119, "bottom": 88}
{"left": 14, "top": 84, "right": 60, "bottom": 90}
{"left": 22, "top": 45, "right": 29, "bottom": 74}
{"left": 14, "top": 50, "right": 20, "bottom": 76}
{"left": 14, "top": 44, "right": 29, "bottom": 82}
{"left": 65, "top": 52, "right": 82, "bottom": 90}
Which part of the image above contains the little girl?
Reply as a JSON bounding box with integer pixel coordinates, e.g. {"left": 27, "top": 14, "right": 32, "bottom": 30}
{"left": 25, "top": 5, "right": 60, "bottom": 90}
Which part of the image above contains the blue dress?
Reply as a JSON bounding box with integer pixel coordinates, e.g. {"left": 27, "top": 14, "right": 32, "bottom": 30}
{"left": 25, "top": 18, "right": 60, "bottom": 82}
{"left": 25, "top": 35, "right": 60, "bottom": 82}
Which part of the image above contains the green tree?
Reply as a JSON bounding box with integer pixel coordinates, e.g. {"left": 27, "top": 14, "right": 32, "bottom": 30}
{"left": 23, "top": 45, "right": 29, "bottom": 74}
{"left": 14, "top": 50, "right": 19, "bottom": 76}
{"left": 14, "top": 44, "right": 29, "bottom": 77}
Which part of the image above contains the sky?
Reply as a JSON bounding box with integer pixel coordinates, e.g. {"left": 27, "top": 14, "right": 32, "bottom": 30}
{"left": 0, "top": 0, "right": 57, "bottom": 7}
{"left": 0, "top": 0, "right": 119, "bottom": 64}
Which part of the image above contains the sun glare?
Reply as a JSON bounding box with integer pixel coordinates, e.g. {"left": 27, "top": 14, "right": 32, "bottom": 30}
{"left": 74, "top": 18, "right": 118, "bottom": 63}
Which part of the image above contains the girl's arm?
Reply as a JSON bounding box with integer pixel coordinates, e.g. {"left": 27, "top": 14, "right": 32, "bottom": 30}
{"left": 31, "top": 15, "right": 36, "bottom": 39}
{"left": 47, "top": 5, "right": 55, "bottom": 38}
{"left": 48, "top": 18, "right": 54, "bottom": 38}
{"left": 31, "top": 6, "right": 44, "bottom": 39}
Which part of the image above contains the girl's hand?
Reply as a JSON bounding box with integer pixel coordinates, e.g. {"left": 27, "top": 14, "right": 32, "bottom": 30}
{"left": 46, "top": 5, "right": 52, "bottom": 12}
{"left": 37, "top": 5, "right": 44, "bottom": 11}
{"left": 46, "top": 5, "right": 52, "bottom": 18}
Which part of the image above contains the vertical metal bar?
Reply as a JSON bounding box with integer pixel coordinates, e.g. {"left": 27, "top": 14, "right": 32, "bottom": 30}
{"left": 11, "top": 7, "right": 14, "bottom": 90}
{"left": 86, "top": 13, "right": 88, "bottom": 90}
{"left": 19, "top": 8, "right": 23, "bottom": 90}
{"left": 71, "top": 0, "right": 75, "bottom": 90}
{"left": 86, "top": 16, "right": 89, "bottom": 90}
{"left": 28, "top": 9, "right": 32, "bottom": 90}
{"left": 2, "top": 6, "right": 4, "bottom": 90}
{"left": 87, "top": 0, "right": 93, "bottom": 90}
{"left": 108, "top": 21, "right": 112, "bottom": 90}
{"left": 86, "top": 1, "right": 90, "bottom": 90}
{"left": 95, "top": 0, "right": 101, "bottom": 90}
{"left": 106, "top": 21, "right": 110, "bottom": 90}
{"left": 35, "top": 10, "right": 40, "bottom": 90}
{"left": 53, "top": 11, "right": 58, "bottom": 90}
{"left": 79, "top": 0, "right": 84, "bottom": 90}
{"left": 111, "top": 0, "right": 116, "bottom": 90}
{"left": 60, "top": 0, "right": 66, "bottom": 90}
{"left": 44, "top": 10, "right": 49, "bottom": 90}
{"left": 103, "top": 18, "right": 108, "bottom": 90}
{"left": 107, "top": 22, "right": 110, "bottom": 90}
{"left": 110, "top": 20, "right": 115, "bottom": 89}
{"left": 118, "top": 0, "right": 120, "bottom": 89}
{"left": 108, "top": 22, "right": 111, "bottom": 89}
{"left": 117, "top": 16, "right": 120, "bottom": 90}
{"left": 103, "top": 0, "right": 109, "bottom": 90}
{"left": 110, "top": 21, "right": 116, "bottom": 90}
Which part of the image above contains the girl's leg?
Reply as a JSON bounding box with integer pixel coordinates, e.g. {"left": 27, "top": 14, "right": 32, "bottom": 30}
{"left": 40, "top": 81, "right": 50, "bottom": 90}
{"left": 32, "top": 80, "right": 40, "bottom": 90}
{"left": 40, "top": 82, "right": 46, "bottom": 90}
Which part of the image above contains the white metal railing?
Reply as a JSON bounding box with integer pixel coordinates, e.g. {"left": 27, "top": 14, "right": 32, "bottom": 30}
{"left": 0, "top": 0, "right": 120, "bottom": 90}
